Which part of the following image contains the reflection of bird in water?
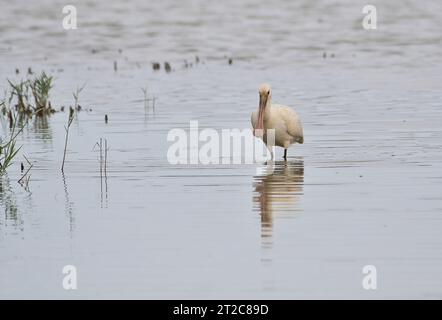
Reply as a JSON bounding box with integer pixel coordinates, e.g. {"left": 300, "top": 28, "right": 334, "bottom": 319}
{"left": 253, "top": 160, "right": 304, "bottom": 247}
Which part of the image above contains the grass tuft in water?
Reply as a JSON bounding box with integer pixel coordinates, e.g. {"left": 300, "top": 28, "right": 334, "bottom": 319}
{"left": 5, "top": 72, "right": 56, "bottom": 119}
{"left": 0, "top": 114, "right": 23, "bottom": 176}
{"left": 29, "top": 72, "right": 55, "bottom": 115}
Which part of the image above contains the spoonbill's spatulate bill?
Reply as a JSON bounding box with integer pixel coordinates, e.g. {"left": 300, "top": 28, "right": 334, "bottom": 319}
{"left": 251, "top": 83, "right": 304, "bottom": 160}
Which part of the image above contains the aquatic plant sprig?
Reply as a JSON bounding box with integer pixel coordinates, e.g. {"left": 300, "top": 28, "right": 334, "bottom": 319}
{"left": 92, "top": 137, "right": 109, "bottom": 207}
{"left": 0, "top": 113, "right": 24, "bottom": 175}
{"left": 140, "top": 86, "right": 156, "bottom": 111}
{"left": 61, "top": 106, "right": 75, "bottom": 173}
{"left": 61, "top": 84, "right": 85, "bottom": 172}
{"left": 29, "top": 72, "right": 55, "bottom": 115}
{"left": 5, "top": 72, "right": 56, "bottom": 117}
{"left": 18, "top": 155, "right": 32, "bottom": 191}
{"left": 7, "top": 79, "right": 30, "bottom": 114}
{"left": 0, "top": 99, "right": 5, "bottom": 115}
{"left": 72, "top": 83, "right": 86, "bottom": 110}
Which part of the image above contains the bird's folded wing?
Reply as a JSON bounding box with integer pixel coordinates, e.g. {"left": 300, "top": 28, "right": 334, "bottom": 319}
{"left": 282, "top": 106, "right": 304, "bottom": 144}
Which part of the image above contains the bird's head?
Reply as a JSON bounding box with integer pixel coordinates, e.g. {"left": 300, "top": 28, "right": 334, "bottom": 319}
{"left": 259, "top": 83, "right": 271, "bottom": 99}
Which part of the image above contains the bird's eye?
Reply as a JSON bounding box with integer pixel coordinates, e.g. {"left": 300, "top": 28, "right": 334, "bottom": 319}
{"left": 268, "top": 91, "right": 270, "bottom": 95}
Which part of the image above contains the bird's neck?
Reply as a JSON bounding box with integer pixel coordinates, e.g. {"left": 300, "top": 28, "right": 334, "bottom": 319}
{"left": 264, "top": 98, "right": 272, "bottom": 120}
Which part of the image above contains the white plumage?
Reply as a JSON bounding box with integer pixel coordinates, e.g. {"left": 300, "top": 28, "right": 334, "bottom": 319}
{"left": 251, "top": 84, "right": 304, "bottom": 159}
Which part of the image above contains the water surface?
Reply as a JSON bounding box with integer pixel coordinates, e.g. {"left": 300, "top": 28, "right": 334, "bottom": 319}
{"left": 1, "top": 0, "right": 442, "bottom": 299}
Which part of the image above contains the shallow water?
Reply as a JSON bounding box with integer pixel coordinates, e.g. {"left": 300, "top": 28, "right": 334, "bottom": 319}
{"left": 1, "top": 0, "right": 442, "bottom": 299}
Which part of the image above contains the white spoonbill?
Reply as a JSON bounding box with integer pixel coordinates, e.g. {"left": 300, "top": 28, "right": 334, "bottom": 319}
{"left": 251, "top": 83, "right": 304, "bottom": 160}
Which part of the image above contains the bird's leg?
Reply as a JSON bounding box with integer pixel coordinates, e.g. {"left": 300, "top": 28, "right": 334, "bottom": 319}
{"left": 283, "top": 149, "right": 287, "bottom": 161}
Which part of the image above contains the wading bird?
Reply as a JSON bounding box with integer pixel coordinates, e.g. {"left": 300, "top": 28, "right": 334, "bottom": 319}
{"left": 251, "top": 83, "right": 304, "bottom": 160}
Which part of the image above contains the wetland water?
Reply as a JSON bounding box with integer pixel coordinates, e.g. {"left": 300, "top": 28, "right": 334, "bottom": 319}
{"left": 1, "top": 0, "right": 442, "bottom": 298}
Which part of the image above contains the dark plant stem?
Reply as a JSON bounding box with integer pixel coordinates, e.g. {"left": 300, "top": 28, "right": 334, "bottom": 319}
{"left": 61, "top": 108, "right": 74, "bottom": 172}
